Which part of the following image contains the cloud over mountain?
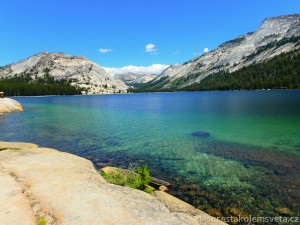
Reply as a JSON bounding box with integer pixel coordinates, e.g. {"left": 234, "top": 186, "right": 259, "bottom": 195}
{"left": 103, "top": 64, "right": 169, "bottom": 75}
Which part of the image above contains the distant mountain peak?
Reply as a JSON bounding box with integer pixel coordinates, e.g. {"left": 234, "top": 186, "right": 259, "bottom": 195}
{"left": 143, "top": 14, "right": 300, "bottom": 91}
{"left": 114, "top": 72, "right": 157, "bottom": 85}
{"left": 0, "top": 52, "right": 128, "bottom": 94}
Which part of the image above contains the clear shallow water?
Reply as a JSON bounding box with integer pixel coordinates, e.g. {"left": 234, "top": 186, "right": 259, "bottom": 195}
{"left": 1, "top": 91, "right": 300, "bottom": 223}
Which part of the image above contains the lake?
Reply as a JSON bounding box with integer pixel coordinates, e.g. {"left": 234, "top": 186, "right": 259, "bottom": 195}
{"left": 1, "top": 91, "right": 300, "bottom": 222}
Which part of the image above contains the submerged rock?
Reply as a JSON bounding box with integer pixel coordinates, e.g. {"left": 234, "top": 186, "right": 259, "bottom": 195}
{"left": 206, "top": 208, "right": 223, "bottom": 218}
{"left": 0, "top": 98, "right": 23, "bottom": 113}
{"left": 191, "top": 131, "right": 210, "bottom": 138}
{"left": 275, "top": 207, "right": 292, "bottom": 216}
{"left": 229, "top": 207, "right": 248, "bottom": 217}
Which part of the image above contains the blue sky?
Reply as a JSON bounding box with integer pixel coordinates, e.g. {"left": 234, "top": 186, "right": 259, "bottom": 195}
{"left": 0, "top": 0, "right": 299, "bottom": 74}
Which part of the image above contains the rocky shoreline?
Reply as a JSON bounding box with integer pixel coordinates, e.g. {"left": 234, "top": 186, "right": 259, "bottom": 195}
{"left": 0, "top": 142, "right": 226, "bottom": 225}
{"left": 0, "top": 98, "right": 23, "bottom": 113}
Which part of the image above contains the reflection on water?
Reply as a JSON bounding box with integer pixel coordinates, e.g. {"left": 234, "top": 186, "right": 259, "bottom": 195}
{"left": 1, "top": 91, "right": 300, "bottom": 224}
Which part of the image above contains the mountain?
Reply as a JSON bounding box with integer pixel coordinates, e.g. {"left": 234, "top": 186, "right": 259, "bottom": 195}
{"left": 181, "top": 48, "right": 300, "bottom": 91}
{"left": 0, "top": 52, "right": 128, "bottom": 95}
{"left": 136, "top": 14, "right": 300, "bottom": 91}
{"left": 114, "top": 73, "right": 157, "bottom": 85}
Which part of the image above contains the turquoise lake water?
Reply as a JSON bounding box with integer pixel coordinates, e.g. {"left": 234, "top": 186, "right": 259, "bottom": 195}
{"left": 1, "top": 91, "right": 300, "bottom": 223}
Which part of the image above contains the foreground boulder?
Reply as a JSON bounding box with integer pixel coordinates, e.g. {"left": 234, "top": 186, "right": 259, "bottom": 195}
{"left": 0, "top": 98, "right": 23, "bottom": 113}
{"left": 0, "top": 142, "right": 226, "bottom": 225}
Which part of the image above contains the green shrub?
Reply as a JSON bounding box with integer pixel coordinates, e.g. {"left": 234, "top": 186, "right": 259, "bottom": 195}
{"left": 137, "top": 164, "right": 150, "bottom": 188}
{"left": 144, "top": 185, "right": 155, "bottom": 194}
{"left": 101, "top": 164, "right": 153, "bottom": 194}
{"left": 101, "top": 169, "right": 142, "bottom": 189}
{"left": 37, "top": 217, "right": 47, "bottom": 225}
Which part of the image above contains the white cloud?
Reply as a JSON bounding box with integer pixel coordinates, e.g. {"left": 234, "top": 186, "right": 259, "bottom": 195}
{"left": 103, "top": 64, "right": 169, "bottom": 75}
{"left": 145, "top": 43, "right": 157, "bottom": 54}
{"left": 193, "top": 48, "right": 209, "bottom": 56}
{"left": 99, "top": 48, "right": 112, "bottom": 54}
{"left": 173, "top": 50, "right": 180, "bottom": 55}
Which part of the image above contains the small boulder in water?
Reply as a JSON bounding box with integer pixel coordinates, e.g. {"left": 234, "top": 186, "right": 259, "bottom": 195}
{"left": 0, "top": 98, "right": 23, "bottom": 113}
{"left": 275, "top": 207, "right": 292, "bottom": 216}
{"left": 191, "top": 131, "right": 210, "bottom": 138}
{"left": 159, "top": 185, "right": 169, "bottom": 192}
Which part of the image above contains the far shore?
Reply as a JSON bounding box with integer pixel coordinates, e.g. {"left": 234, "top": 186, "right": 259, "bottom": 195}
{"left": 7, "top": 88, "right": 300, "bottom": 98}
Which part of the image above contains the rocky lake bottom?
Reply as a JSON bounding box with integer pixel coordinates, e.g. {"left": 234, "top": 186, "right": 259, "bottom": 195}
{"left": 87, "top": 138, "right": 300, "bottom": 224}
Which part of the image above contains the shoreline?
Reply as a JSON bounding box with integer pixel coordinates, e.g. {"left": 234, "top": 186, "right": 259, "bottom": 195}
{"left": 0, "top": 141, "right": 227, "bottom": 225}
{"left": 9, "top": 88, "right": 300, "bottom": 98}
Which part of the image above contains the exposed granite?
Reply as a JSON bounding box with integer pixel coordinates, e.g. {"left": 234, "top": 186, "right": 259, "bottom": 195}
{"left": 152, "top": 14, "right": 300, "bottom": 89}
{"left": 0, "top": 52, "right": 128, "bottom": 94}
{"left": 0, "top": 142, "right": 227, "bottom": 225}
{"left": 114, "top": 73, "right": 157, "bottom": 85}
{"left": 0, "top": 98, "right": 23, "bottom": 113}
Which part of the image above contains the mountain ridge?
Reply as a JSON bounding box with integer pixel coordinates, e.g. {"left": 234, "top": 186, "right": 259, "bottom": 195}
{"left": 114, "top": 72, "right": 157, "bottom": 85}
{"left": 138, "top": 14, "right": 300, "bottom": 91}
{"left": 1, "top": 14, "right": 300, "bottom": 95}
{"left": 0, "top": 52, "right": 128, "bottom": 95}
